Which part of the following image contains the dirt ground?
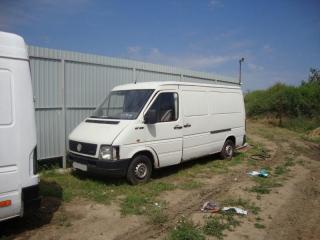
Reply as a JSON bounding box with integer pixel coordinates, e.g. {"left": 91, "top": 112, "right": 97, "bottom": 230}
{"left": 1, "top": 121, "right": 320, "bottom": 240}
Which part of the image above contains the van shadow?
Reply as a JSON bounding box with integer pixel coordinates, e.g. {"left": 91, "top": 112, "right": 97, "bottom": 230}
{"left": 72, "top": 152, "right": 231, "bottom": 185}
{"left": 152, "top": 153, "right": 224, "bottom": 179}
{"left": 71, "top": 170, "right": 128, "bottom": 186}
{"left": 0, "top": 180, "right": 62, "bottom": 238}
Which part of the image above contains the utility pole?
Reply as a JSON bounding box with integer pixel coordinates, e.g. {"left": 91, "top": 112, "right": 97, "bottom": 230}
{"left": 239, "top": 57, "right": 244, "bottom": 85}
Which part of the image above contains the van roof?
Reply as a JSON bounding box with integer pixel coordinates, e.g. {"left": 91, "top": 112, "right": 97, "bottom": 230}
{"left": 0, "top": 31, "right": 28, "bottom": 60}
{"left": 112, "top": 81, "right": 241, "bottom": 91}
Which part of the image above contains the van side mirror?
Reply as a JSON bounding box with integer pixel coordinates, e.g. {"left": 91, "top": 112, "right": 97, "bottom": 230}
{"left": 144, "top": 109, "right": 157, "bottom": 124}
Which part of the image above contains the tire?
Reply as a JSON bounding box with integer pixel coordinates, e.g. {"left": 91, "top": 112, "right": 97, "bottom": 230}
{"left": 126, "top": 155, "right": 152, "bottom": 185}
{"left": 220, "top": 139, "right": 235, "bottom": 160}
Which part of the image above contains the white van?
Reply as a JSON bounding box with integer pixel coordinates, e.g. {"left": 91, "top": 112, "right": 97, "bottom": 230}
{"left": 0, "top": 32, "right": 40, "bottom": 221}
{"left": 68, "top": 81, "right": 246, "bottom": 184}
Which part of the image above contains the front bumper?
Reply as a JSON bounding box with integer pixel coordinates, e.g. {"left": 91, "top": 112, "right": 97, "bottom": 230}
{"left": 68, "top": 152, "right": 130, "bottom": 177}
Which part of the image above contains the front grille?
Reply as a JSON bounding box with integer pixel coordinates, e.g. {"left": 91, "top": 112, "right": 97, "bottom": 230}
{"left": 69, "top": 140, "right": 97, "bottom": 156}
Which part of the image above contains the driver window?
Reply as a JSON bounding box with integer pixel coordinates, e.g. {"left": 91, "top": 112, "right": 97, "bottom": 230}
{"left": 149, "top": 92, "right": 178, "bottom": 122}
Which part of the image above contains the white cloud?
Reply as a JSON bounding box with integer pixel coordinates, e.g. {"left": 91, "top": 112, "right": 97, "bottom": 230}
{"left": 127, "top": 46, "right": 141, "bottom": 54}
{"left": 248, "top": 63, "right": 264, "bottom": 71}
{"left": 208, "top": 0, "right": 223, "bottom": 8}
{"left": 262, "top": 44, "right": 273, "bottom": 53}
{"left": 126, "top": 47, "right": 238, "bottom": 71}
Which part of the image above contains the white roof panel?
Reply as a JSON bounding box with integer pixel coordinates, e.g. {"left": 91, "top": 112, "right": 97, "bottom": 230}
{"left": 0, "top": 31, "right": 28, "bottom": 59}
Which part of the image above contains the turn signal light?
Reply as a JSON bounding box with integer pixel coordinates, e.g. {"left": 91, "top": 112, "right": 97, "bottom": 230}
{"left": 0, "top": 200, "right": 12, "bottom": 208}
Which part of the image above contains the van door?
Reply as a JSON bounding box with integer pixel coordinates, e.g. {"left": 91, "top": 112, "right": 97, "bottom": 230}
{"left": 180, "top": 87, "right": 212, "bottom": 161}
{"left": 144, "top": 90, "right": 182, "bottom": 167}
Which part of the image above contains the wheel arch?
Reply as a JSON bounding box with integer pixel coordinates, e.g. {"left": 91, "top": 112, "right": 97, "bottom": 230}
{"left": 225, "top": 135, "right": 236, "bottom": 145}
{"left": 129, "top": 147, "right": 159, "bottom": 169}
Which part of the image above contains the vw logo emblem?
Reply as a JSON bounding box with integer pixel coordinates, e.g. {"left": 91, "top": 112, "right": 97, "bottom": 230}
{"left": 77, "top": 143, "right": 82, "bottom": 152}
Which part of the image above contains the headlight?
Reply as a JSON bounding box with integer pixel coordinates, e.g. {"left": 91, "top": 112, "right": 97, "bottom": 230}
{"left": 99, "top": 145, "right": 112, "bottom": 160}
{"left": 99, "top": 145, "right": 120, "bottom": 160}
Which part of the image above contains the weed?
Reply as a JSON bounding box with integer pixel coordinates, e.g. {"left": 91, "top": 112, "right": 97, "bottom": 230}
{"left": 250, "top": 185, "right": 270, "bottom": 194}
{"left": 229, "top": 152, "right": 245, "bottom": 166}
{"left": 254, "top": 223, "right": 266, "bottom": 229}
{"left": 203, "top": 212, "right": 240, "bottom": 239}
{"left": 168, "top": 218, "right": 205, "bottom": 240}
{"left": 274, "top": 158, "right": 294, "bottom": 175}
{"left": 250, "top": 178, "right": 282, "bottom": 195}
{"left": 121, "top": 194, "right": 150, "bottom": 215}
{"left": 148, "top": 205, "right": 168, "bottom": 225}
{"left": 284, "top": 157, "right": 295, "bottom": 167}
{"left": 274, "top": 165, "right": 287, "bottom": 175}
{"left": 179, "top": 180, "right": 202, "bottom": 190}
{"left": 57, "top": 211, "right": 71, "bottom": 227}
{"left": 203, "top": 216, "right": 227, "bottom": 239}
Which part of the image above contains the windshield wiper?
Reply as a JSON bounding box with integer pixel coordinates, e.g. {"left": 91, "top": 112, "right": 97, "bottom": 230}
{"left": 89, "top": 116, "right": 109, "bottom": 119}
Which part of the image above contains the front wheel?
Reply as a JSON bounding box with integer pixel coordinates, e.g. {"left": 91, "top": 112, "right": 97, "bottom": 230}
{"left": 220, "top": 139, "right": 235, "bottom": 160}
{"left": 126, "top": 155, "right": 152, "bottom": 185}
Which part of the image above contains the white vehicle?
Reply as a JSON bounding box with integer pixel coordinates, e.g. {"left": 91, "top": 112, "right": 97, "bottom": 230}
{"left": 0, "top": 32, "right": 40, "bottom": 221}
{"left": 68, "top": 81, "right": 246, "bottom": 184}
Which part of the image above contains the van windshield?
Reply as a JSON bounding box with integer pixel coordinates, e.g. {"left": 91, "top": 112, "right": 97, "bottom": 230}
{"left": 91, "top": 89, "right": 154, "bottom": 120}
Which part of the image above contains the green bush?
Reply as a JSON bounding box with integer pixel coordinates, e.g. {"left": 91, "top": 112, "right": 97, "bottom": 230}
{"left": 245, "top": 68, "right": 320, "bottom": 129}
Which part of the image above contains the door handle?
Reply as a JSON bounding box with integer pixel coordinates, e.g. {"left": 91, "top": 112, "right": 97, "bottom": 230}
{"left": 183, "top": 123, "right": 191, "bottom": 128}
{"left": 174, "top": 125, "right": 183, "bottom": 129}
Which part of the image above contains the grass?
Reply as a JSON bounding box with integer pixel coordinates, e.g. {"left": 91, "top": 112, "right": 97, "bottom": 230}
{"left": 203, "top": 212, "right": 240, "bottom": 239}
{"left": 249, "top": 177, "right": 282, "bottom": 195}
{"left": 57, "top": 210, "right": 72, "bottom": 227}
{"left": 274, "top": 157, "right": 294, "bottom": 176}
{"left": 40, "top": 169, "right": 176, "bottom": 222}
{"left": 281, "top": 117, "right": 320, "bottom": 133}
{"left": 254, "top": 223, "right": 266, "bottom": 229}
{"left": 179, "top": 180, "right": 203, "bottom": 190}
{"left": 167, "top": 218, "right": 205, "bottom": 240}
{"left": 148, "top": 203, "right": 169, "bottom": 225}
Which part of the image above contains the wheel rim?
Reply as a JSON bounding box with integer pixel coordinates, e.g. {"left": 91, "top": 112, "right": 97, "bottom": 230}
{"left": 134, "top": 162, "right": 148, "bottom": 179}
{"left": 225, "top": 145, "right": 233, "bottom": 157}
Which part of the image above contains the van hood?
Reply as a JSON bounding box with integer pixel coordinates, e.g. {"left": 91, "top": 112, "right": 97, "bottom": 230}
{"left": 69, "top": 119, "right": 132, "bottom": 145}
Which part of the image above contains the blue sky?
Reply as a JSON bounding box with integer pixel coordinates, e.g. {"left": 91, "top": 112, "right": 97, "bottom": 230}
{"left": 1, "top": 0, "right": 319, "bottom": 90}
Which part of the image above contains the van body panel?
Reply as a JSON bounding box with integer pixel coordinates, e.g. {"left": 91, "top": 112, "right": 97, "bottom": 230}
{"left": 0, "top": 31, "right": 39, "bottom": 222}
{"left": 0, "top": 190, "right": 21, "bottom": 220}
{"left": 68, "top": 120, "right": 133, "bottom": 157}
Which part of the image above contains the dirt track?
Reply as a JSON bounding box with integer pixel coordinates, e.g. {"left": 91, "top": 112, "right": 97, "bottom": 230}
{"left": 1, "top": 121, "right": 320, "bottom": 240}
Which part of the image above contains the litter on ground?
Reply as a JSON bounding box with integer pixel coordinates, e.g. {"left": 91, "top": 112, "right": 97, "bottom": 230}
{"left": 248, "top": 169, "right": 269, "bottom": 177}
{"left": 222, "top": 207, "right": 248, "bottom": 215}
{"left": 200, "top": 201, "right": 220, "bottom": 213}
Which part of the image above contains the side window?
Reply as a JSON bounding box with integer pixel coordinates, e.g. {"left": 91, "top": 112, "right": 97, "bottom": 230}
{"left": 0, "top": 70, "right": 13, "bottom": 125}
{"left": 149, "top": 92, "right": 178, "bottom": 122}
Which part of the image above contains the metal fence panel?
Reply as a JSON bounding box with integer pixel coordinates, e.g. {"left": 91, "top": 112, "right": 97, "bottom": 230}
{"left": 35, "top": 110, "right": 64, "bottom": 159}
{"left": 136, "top": 69, "right": 181, "bottom": 82}
{"left": 65, "top": 61, "right": 133, "bottom": 107}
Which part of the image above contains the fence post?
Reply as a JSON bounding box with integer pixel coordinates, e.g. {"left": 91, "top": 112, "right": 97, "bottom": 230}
{"left": 60, "top": 58, "right": 67, "bottom": 168}
{"left": 133, "top": 68, "right": 136, "bottom": 83}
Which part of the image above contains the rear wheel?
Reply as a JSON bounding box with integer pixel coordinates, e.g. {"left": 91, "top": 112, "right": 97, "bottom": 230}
{"left": 126, "top": 155, "right": 152, "bottom": 185}
{"left": 220, "top": 139, "right": 235, "bottom": 159}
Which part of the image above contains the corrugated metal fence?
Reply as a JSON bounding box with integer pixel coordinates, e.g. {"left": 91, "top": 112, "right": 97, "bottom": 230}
{"left": 28, "top": 46, "right": 239, "bottom": 167}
